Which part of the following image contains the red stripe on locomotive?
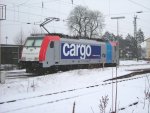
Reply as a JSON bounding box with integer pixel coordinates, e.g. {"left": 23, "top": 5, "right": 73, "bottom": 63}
{"left": 39, "top": 35, "right": 60, "bottom": 62}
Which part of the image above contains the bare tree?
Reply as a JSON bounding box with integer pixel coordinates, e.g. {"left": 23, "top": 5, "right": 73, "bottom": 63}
{"left": 87, "top": 10, "right": 104, "bottom": 38}
{"left": 29, "top": 27, "right": 41, "bottom": 34}
{"left": 99, "top": 95, "right": 109, "bottom": 113}
{"left": 14, "top": 29, "right": 26, "bottom": 45}
{"left": 67, "top": 5, "right": 105, "bottom": 38}
{"left": 67, "top": 5, "right": 88, "bottom": 37}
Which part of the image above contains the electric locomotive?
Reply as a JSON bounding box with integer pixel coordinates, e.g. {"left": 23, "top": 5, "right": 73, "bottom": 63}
{"left": 20, "top": 33, "right": 118, "bottom": 74}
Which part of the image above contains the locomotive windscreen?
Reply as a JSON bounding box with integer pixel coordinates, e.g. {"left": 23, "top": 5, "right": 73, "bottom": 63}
{"left": 25, "top": 38, "right": 43, "bottom": 47}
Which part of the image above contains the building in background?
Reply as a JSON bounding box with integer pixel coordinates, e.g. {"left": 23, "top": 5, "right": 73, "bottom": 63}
{"left": 0, "top": 44, "right": 22, "bottom": 70}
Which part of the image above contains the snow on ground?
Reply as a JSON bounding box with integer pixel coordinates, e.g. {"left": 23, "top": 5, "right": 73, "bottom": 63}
{"left": 120, "top": 60, "right": 149, "bottom": 65}
{"left": 0, "top": 60, "right": 150, "bottom": 113}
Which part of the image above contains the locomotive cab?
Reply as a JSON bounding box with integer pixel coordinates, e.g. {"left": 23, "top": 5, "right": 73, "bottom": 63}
{"left": 20, "top": 36, "right": 44, "bottom": 72}
{"left": 22, "top": 37, "right": 43, "bottom": 61}
{"left": 19, "top": 34, "right": 60, "bottom": 73}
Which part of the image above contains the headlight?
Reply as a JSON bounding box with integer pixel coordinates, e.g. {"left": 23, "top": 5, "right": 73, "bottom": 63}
{"left": 34, "top": 57, "right": 39, "bottom": 61}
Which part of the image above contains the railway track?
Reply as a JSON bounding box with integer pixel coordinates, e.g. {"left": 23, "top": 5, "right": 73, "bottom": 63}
{"left": 0, "top": 65, "right": 150, "bottom": 113}
{"left": 1, "top": 68, "right": 150, "bottom": 106}
{"left": 104, "top": 68, "right": 150, "bottom": 82}
{"left": 6, "top": 70, "right": 39, "bottom": 79}
{"left": 0, "top": 75, "right": 148, "bottom": 113}
{"left": 1, "top": 63, "right": 150, "bottom": 113}
{"left": 3, "top": 63, "right": 150, "bottom": 80}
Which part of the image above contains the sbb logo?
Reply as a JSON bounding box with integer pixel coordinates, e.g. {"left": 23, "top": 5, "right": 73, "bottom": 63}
{"left": 62, "top": 43, "right": 92, "bottom": 59}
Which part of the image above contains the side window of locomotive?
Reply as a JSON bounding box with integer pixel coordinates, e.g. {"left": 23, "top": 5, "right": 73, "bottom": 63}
{"left": 25, "top": 39, "right": 34, "bottom": 47}
{"left": 50, "top": 41, "right": 54, "bottom": 48}
{"left": 34, "top": 39, "right": 43, "bottom": 47}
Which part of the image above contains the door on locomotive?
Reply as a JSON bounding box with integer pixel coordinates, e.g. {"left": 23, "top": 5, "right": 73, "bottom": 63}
{"left": 43, "top": 41, "right": 55, "bottom": 67}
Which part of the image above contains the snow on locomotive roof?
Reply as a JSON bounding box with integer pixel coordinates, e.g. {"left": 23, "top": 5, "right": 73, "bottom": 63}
{"left": 30, "top": 33, "right": 106, "bottom": 42}
{"left": 61, "top": 38, "right": 105, "bottom": 45}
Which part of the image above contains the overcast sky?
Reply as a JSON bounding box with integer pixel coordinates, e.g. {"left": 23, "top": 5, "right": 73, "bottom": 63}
{"left": 1, "top": 0, "right": 150, "bottom": 44}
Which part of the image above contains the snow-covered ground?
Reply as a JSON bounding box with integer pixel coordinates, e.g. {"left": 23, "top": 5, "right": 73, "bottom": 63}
{"left": 120, "top": 60, "right": 150, "bottom": 65}
{"left": 0, "top": 60, "right": 150, "bottom": 113}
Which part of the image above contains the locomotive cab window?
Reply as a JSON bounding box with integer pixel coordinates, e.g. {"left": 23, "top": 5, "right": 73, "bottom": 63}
{"left": 25, "top": 39, "right": 34, "bottom": 47}
{"left": 24, "top": 38, "right": 43, "bottom": 47}
{"left": 50, "top": 41, "right": 54, "bottom": 48}
{"left": 34, "top": 39, "right": 43, "bottom": 47}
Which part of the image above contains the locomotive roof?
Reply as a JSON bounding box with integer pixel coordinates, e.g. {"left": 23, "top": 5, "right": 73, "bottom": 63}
{"left": 30, "top": 33, "right": 107, "bottom": 42}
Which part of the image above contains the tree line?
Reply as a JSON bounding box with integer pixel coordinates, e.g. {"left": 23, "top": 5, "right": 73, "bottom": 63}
{"left": 102, "top": 29, "right": 144, "bottom": 60}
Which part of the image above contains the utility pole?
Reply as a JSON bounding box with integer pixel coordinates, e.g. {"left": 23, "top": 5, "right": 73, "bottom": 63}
{"left": 133, "top": 11, "right": 143, "bottom": 61}
{"left": 111, "top": 16, "right": 125, "bottom": 64}
{"left": 111, "top": 16, "right": 125, "bottom": 36}
{"left": 133, "top": 15, "right": 138, "bottom": 61}
{"left": 111, "top": 16, "right": 125, "bottom": 113}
